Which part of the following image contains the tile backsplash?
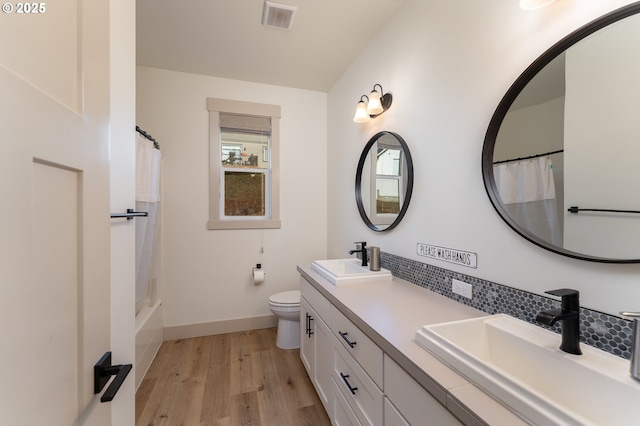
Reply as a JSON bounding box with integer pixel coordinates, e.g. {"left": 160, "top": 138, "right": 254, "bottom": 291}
{"left": 380, "top": 251, "right": 634, "bottom": 360}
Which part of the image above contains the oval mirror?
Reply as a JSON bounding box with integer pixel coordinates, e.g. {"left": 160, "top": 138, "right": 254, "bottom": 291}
{"left": 482, "top": 3, "right": 640, "bottom": 263}
{"left": 356, "top": 131, "right": 414, "bottom": 232}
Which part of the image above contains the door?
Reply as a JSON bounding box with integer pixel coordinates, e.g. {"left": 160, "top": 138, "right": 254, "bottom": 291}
{"left": 0, "top": 0, "right": 134, "bottom": 424}
{"left": 300, "top": 298, "right": 315, "bottom": 375}
{"left": 300, "top": 297, "right": 332, "bottom": 413}
{"left": 314, "top": 314, "right": 333, "bottom": 413}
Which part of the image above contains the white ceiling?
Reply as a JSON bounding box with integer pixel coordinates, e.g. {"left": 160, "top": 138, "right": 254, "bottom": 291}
{"left": 136, "top": 0, "right": 406, "bottom": 92}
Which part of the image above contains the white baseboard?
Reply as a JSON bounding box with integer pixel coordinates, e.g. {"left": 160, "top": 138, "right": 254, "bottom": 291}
{"left": 162, "top": 314, "right": 278, "bottom": 341}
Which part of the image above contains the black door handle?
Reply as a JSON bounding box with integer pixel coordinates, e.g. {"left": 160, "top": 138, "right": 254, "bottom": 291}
{"left": 339, "top": 331, "right": 357, "bottom": 348}
{"left": 94, "top": 352, "right": 132, "bottom": 402}
{"left": 110, "top": 208, "right": 149, "bottom": 220}
{"left": 340, "top": 372, "right": 358, "bottom": 395}
{"left": 306, "top": 313, "right": 314, "bottom": 337}
{"left": 306, "top": 313, "right": 310, "bottom": 336}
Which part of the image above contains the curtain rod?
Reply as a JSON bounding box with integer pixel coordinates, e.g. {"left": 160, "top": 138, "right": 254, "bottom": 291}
{"left": 493, "top": 149, "right": 563, "bottom": 165}
{"left": 136, "top": 126, "right": 160, "bottom": 150}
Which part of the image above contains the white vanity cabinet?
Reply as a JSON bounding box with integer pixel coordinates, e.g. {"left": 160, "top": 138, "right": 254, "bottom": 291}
{"left": 300, "top": 277, "right": 333, "bottom": 413}
{"left": 301, "top": 275, "right": 462, "bottom": 425}
{"left": 332, "top": 307, "right": 383, "bottom": 387}
{"left": 332, "top": 378, "right": 363, "bottom": 426}
{"left": 384, "top": 356, "right": 462, "bottom": 426}
{"left": 384, "top": 398, "right": 410, "bottom": 426}
{"left": 332, "top": 329, "right": 383, "bottom": 425}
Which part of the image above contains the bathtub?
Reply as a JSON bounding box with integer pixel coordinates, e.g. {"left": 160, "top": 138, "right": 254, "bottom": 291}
{"left": 135, "top": 300, "right": 163, "bottom": 390}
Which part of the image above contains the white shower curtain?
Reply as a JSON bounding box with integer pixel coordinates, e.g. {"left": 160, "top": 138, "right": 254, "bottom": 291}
{"left": 494, "top": 156, "right": 562, "bottom": 246}
{"left": 135, "top": 133, "right": 161, "bottom": 315}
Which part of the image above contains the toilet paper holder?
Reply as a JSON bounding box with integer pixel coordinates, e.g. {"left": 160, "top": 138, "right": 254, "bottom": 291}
{"left": 252, "top": 264, "right": 265, "bottom": 284}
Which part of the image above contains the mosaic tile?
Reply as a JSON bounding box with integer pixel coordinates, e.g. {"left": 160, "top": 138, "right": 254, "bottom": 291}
{"left": 380, "top": 252, "right": 634, "bottom": 360}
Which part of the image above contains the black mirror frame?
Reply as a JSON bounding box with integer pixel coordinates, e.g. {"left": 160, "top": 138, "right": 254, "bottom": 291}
{"left": 482, "top": 2, "right": 640, "bottom": 263}
{"left": 355, "top": 131, "right": 414, "bottom": 232}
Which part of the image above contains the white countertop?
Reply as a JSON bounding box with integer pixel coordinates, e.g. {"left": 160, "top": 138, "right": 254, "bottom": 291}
{"left": 298, "top": 263, "right": 529, "bottom": 426}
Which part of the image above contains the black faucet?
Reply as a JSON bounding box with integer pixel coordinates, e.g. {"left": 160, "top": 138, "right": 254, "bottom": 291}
{"left": 536, "top": 288, "right": 582, "bottom": 355}
{"left": 348, "top": 241, "right": 368, "bottom": 267}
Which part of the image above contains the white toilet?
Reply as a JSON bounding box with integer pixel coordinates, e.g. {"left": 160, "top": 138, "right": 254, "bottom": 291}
{"left": 268, "top": 290, "right": 301, "bottom": 349}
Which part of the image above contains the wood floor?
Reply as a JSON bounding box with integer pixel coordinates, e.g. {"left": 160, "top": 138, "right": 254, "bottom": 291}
{"left": 135, "top": 327, "right": 331, "bottom": 426}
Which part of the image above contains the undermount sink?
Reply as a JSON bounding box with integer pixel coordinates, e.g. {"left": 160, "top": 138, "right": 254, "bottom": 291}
{"left": 415, "top": 314, "right": 640, "bottom": 425}
{"left": 310, "top": 258, "right": 392, "bottom": 285}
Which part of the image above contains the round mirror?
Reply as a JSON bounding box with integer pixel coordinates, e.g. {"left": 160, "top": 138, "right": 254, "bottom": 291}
{"left": 482, "top": 3, "right": 640, "bottom": 263}
{"left": 356, "top": 131, "right": 414, "bottom": 232}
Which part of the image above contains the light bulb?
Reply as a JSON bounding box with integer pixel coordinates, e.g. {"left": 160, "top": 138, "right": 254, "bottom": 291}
{"left": 367, "top": 90, "right": 384, "bottom": 115}
{"left": 353, "top": 100, "right": 370, "bottom": 123}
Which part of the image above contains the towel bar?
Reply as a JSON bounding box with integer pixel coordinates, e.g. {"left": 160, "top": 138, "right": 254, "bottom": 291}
{"left": 568, "top": 206, "right": 640, "bottom": 214}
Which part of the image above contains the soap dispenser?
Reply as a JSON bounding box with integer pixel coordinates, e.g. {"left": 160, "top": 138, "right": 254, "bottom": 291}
{"left": 620, "top": 311, "right": 640, "bottom": 381}
{"left": 369, "top": 246, "right": 380, "bottom": 271}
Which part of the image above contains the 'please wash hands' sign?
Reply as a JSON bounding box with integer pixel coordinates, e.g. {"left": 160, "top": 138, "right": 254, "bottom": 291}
{"left": 417, "top": 243, "right": 477, "bottom": 269}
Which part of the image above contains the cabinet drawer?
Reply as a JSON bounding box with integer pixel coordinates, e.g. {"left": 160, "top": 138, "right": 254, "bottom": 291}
{"left": 332, "top": 377, "right": 362, "bottom": 426}
{"left": 300, "top": 276, "right": 331, "bottom": 320}
{"left": 384, "top": 397, "right": 410, "bottom": 426}
{"left": 333, "top": 339, "right": 383, "bottom": 426}
{"left": 331, "top": 306, "right": 383, "bottom": 387}
{"left": 384, "top": 356, "right": 461, "bottom": 426}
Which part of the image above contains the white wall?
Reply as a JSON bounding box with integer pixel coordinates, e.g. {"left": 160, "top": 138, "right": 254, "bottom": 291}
{"left": 137, "top": 67, "right": 327, "bottom": 329}
{"left": 327, "top": 0, "right": 640, "bottom": 316}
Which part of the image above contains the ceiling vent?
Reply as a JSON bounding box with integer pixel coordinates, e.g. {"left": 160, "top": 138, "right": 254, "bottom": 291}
{"left": 262, "top": 1, "right": 297, "bottom": 31}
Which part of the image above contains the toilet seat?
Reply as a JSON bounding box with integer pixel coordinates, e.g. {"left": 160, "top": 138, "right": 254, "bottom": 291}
{"left": 269, "top": 290, "right": 300, "bottom": 307}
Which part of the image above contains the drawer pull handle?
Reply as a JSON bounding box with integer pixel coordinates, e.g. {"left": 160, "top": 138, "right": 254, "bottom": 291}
{"left": 306, "top": 314, "right": 314, "bottom": 337}
{"left": 305, "top": 313, "right": 309, "bottom": 336}
{"left": 340, "top": 373, "right": 358, "bottom": 395}
{"left": 339, "top": 331, "right": 357, "bottom": 348}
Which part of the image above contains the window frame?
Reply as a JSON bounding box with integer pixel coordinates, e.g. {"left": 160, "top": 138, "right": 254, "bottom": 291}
{"left": 369, "top": 143, "right": 404, "bottom": 226}
{"left": 207, "top": 98, "right": 281, "bottom": 230}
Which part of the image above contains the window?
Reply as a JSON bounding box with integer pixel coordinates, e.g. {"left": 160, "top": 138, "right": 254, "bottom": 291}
{"left": 370, "top": 142, "right": 404, "bottom": 226}
{"left": 208, "top": 98, "right": 281, "bottom": 229}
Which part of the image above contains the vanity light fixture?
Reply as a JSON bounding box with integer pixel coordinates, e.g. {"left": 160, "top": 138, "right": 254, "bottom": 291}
{"left": 520, "top": 0, "right": 556, "bottom": 10}
{"left": 353, "top": 84, "right": 393, "bottom": 123}
{"left": 353, "top": 96, "right": 371, "bottom": 123}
